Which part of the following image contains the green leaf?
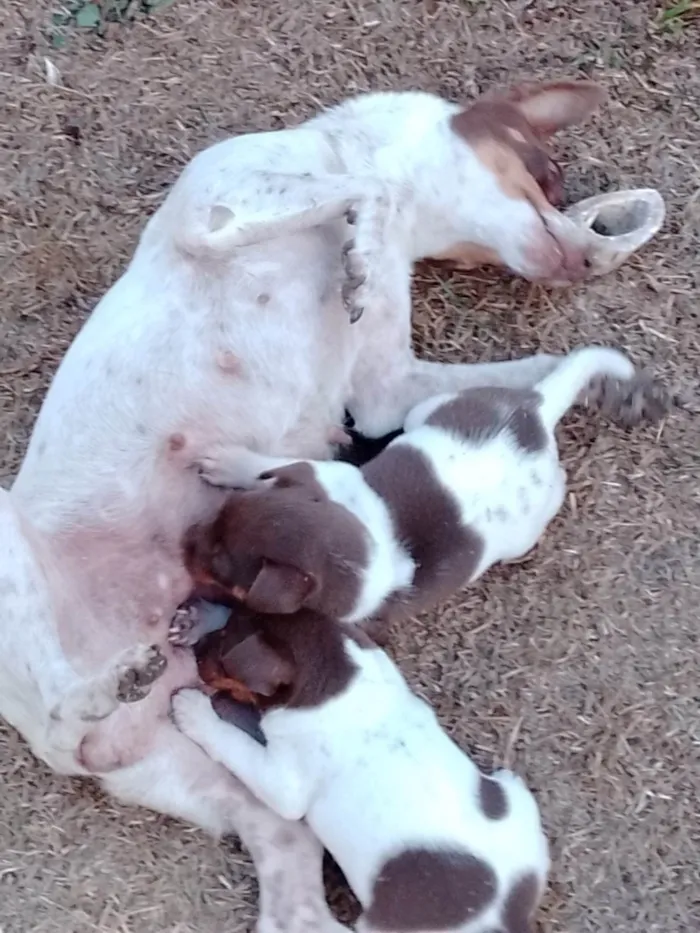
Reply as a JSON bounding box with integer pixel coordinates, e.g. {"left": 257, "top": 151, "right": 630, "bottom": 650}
{"left": 146, "top": 0, "right": 178, "bottom": 10}
{"left": 75, "top": 2, "right": 102, "bottom": 28}
{"left": 661, "top": 0, "right": 697, "bottom": 21}
{"left": 50, "top": 31, "right": 68, "bottom": 48}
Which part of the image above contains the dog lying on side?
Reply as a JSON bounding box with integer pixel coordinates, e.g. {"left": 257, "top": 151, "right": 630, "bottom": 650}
{"left": 1, "top": 79, "right": 614, "bottom": 933}
{"left": 171, "top": 607, "right": 550, "bottom": 933}
{"left": 184, "top": 346, "right": 654, "bottom": 628}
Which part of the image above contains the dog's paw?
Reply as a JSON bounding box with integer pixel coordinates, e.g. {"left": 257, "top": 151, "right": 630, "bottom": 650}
{"left": 116, "top": 644, "right": 168, "bottom": 703}
{"left": 171, "top": 687, "right": 212, "bottom": 737}
{"left": 585, "top": 371, "right": 677, "bottom": 427}
{"left": 168, "top": 606, "right": 200, "bottom": 647}
{"left": 341, "top": 238, "right": 370, "bottom": 323}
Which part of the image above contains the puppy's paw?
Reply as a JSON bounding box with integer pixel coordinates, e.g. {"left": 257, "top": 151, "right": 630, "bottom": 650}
{"left": 171, "top": 687, "right": 212, "bottom": 738}
{"left": 168, "top": 605, "right": 200, "bottom": 647}
{"left": 116, "top": 644, "right": 168, "bottom": 703}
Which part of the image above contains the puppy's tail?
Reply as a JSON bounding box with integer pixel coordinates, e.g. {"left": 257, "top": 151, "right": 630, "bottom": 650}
{"left": 536, "top": 347, "right": 634, "bottom": 431}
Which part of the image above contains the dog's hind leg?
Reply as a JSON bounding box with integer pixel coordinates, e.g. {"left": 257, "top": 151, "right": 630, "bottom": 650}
{"left": 44, "top": 642, "right": 168, "bottom": 768}
{"left": 103, "top": 725, "right": 349, "bottom": 933}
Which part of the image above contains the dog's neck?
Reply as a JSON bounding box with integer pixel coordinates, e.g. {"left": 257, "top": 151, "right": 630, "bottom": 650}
{"left": 314, "top": 461, "right": 415, "bottom": 622}
{"left": 313, "top": 91, "right": 476, "bottom": 263}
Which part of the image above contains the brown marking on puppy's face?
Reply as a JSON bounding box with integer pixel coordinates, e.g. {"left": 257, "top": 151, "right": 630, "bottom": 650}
{"left": 443, "top": 80, "right": 606, "bottom": 283}
{"left": 197, "top": 605, "right": 360, "bottom": 711}
{"left": 184, "top": 462, "right": 370, "bottom": 620}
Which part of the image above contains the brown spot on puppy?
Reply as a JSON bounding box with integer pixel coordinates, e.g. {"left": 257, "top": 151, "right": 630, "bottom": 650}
{"left": 427, "top": 387, "right": 548, "bottom": 454}
{"left": 478, "top": 775, "right": 509, "bottom": 820}
{"left": 503, "top": 871, "right": 540, "bottom": 933}
{"left": 362, "top": 445, "right": 484, "bottom": 620}
{"left": 366, "top": 848, "right": 497, "bottom": 931}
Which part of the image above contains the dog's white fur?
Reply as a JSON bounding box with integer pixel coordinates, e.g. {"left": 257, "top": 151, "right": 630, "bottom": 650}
{"left": 2, "top": 85, "right": 599, "bottom": 931}
{"left": 172, "top": 636, "right": 549, "bottom": 933}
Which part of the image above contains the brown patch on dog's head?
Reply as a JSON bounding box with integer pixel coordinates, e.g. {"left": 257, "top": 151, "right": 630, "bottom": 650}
{"left": 184, "top": 461, "right": 370, "bottom": 619}
{"left": 440, "top": 80, "right": 605, "bottom": 280}
{"left": 196, "top": 605, "right": 358, "bottom": 710}
{"left": 451, "top": 80, "right": 604, "bottom": 210}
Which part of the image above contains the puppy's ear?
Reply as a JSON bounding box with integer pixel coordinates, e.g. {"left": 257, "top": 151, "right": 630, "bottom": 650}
{"left": 220, "top": 633, "right": 294, "bottom": 697}
{"left": 246, "top": 560, "right": 318, "bottom": 615}
{"left": 502, "top": 80, "right": 606, "bottom": 137}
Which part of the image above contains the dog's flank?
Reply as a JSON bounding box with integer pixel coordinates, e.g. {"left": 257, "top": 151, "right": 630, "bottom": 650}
{"left": 172, "top": 606, "right": 549, "bottom": 933}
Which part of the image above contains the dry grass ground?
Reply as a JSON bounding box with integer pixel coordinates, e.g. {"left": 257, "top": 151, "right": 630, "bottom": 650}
{"left": 1, "top": 1, "right": 699, "bottom": 931}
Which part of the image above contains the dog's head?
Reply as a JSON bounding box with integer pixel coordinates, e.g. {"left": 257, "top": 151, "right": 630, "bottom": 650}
{"left": 434, "top": 79, "right": 606, "bottom": 284}
{"left": 184, "top": 462, "right": 369, "bottom": 619}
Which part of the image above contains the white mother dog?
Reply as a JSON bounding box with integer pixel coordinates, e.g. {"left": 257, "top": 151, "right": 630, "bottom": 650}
{"left": 2, "top": 81, "right": 606, "bottom": 932}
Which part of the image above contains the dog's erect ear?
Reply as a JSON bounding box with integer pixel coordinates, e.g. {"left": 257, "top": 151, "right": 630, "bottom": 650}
{"left": 246, "top": 560, "right": 318, "bottom": 615}
{"left": 220, "top": 633, "right": 294, "bottom": 697}
{"left": 502, "top": 80, "right": 606, "bottom": 138}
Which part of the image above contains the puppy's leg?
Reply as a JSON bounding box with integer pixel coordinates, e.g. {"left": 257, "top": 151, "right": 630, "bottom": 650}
{"left": 102, "top": 725, "right": 347, "bottom": 933}
{"left": 172, "top": 688, "right": 312, "bottom": 822}
{"left": 45, "top": 643, "right": 167, "bottom": 758}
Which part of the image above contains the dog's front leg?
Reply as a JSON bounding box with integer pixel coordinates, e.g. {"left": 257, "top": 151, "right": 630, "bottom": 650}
{"left": 185, "top": 171, "right": 391, "bottom": 322}
{"left": 346, "top": 248, "right": 560, "bottom": 437}
{"left": 102, "top": 726, "right": 347, "bottom": 933}
{"left": 173, "top": 688, "right": 313, "bottom": 822}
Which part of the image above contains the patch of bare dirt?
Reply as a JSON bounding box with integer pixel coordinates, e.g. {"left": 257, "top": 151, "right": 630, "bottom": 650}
{"left": 0, "top": 1, "right": 698, "bottom": 931}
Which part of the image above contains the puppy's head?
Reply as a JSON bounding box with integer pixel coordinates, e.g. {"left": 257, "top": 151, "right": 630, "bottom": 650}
{"left": 184, "top": 462, "right": 369, "bottom": 618}
{"left": 436, "top": 79, "right": 606, "bottom": 284}
{"left": 199, "top": 606, "right": 364, "bottom": 710}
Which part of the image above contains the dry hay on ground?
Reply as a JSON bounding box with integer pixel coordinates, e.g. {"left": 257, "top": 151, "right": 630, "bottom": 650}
{"left": 0, "top": 1, "right": 698, "bottom": 931}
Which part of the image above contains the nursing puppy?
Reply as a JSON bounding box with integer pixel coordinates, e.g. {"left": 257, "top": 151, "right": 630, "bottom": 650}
{"left": 186, "top": 346, "right": 639, "bottom": 625}
{"left": 172, "top": 607, "right": 549, "bottom": 933}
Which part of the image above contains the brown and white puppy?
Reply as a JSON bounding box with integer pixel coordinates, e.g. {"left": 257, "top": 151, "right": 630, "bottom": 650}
{"left": 172, "top": 605, "right": 550, "bottom": 933}
{"left": 187, "top": 347, "right": 649, "bottom": 627}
